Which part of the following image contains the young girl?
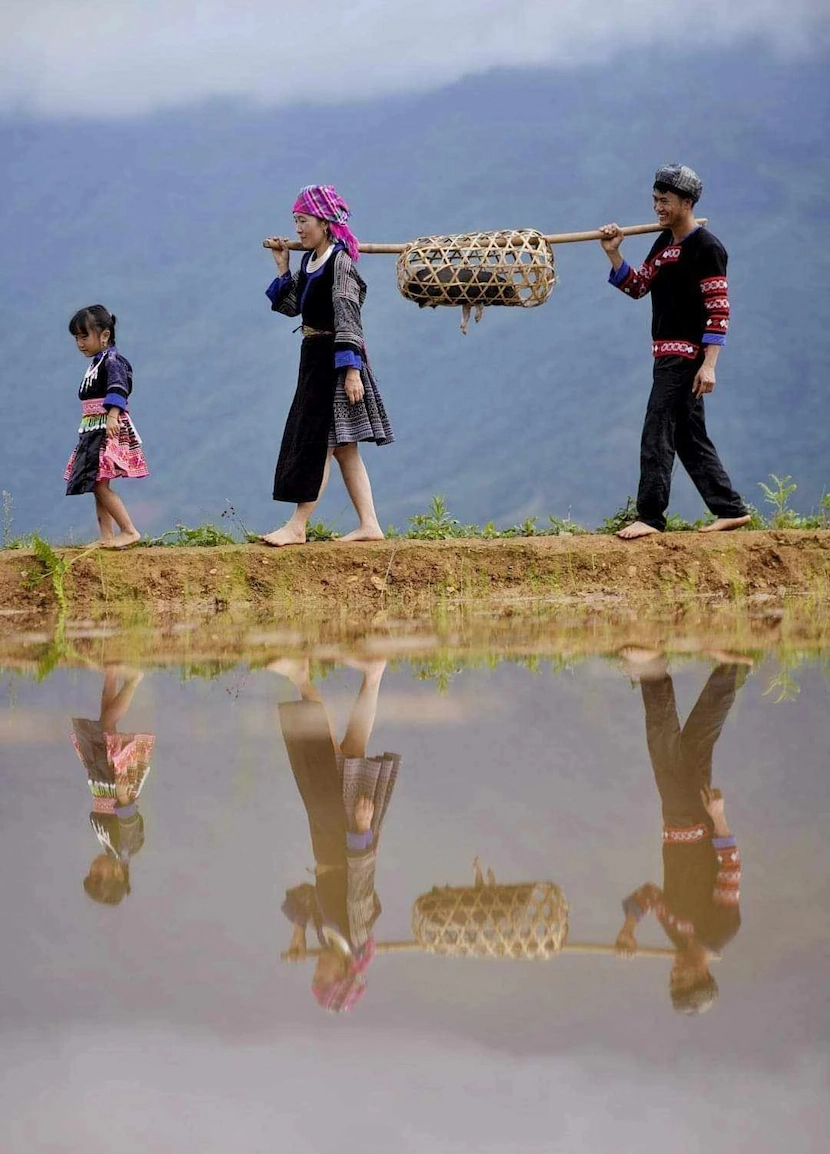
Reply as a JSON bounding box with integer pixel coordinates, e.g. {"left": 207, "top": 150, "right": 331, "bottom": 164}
{"left": 64, "top": 304, "right": 148, "bottom": 547}
{"left": 260, "top": 184, "right": 394, "bottom": 546}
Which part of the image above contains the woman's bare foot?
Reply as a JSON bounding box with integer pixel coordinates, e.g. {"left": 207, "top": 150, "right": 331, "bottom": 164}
{"left": 699, "top": 515, "right": 751, "bottom": 533}
{"left": 337, "top": 524, "right": 385, "bottom": 543}
{"left": 260, "top": 523, "right": 307, "bottom": 547}
{"left": 617, "top": 521, "right": 660, "bottom": 540}
{"left": 101, "top": 530, "right": 141, "bottom": 549}
{"left": 343, "top": 657, "right": 387, "bottom": 678}
{"left": 266, "top": 657, "right": 311, "bottom": 683}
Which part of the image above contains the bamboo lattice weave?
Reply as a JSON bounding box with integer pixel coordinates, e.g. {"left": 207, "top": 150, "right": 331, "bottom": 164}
{"left": 412, "top": 881, "right": 569, "bottom": 959}
{"left": 397, "top": 229, "right": 556, "bottom": 309}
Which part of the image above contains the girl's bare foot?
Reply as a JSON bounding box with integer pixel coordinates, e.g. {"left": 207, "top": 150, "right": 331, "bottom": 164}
{"left": 699, "top": 515, "right": 751, "bottom": 533}
{"left": 617, "top": 521, "right": 660, "bottom": 540}
{"left": 101, "top": 530, "right": 141, "bottom": 549}
{"left": 260, "top": 523, "right": 307, "bottom": 547}
{"left": 337, "top": 524, "right": 385, "bottom": 543}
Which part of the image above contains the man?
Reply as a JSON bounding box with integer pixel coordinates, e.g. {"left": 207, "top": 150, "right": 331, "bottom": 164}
{"left": 615, "top": 649, "right": 749, "bottom": 1013}
{"left": 599, "top": 164, "right": 750, "bottom": 540}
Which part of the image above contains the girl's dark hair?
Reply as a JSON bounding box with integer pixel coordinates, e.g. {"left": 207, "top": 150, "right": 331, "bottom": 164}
{"left": 83, "top": 862, "right": 131, "bottom": 905}
{"left": 69, "top": 304, "right": 117, "bottom": 344}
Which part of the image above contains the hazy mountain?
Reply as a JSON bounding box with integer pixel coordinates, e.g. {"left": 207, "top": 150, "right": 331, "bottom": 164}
{"left": 1, "top": 46, "right": 827, "bottom": 540}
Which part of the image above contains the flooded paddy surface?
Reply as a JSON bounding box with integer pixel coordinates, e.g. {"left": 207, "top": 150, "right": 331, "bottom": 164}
{"left": 1, "top": 634, "right": 828, "bottom": 1153}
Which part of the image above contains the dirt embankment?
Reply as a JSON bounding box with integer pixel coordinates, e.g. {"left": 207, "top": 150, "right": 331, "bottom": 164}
{"left": 1, "top": 531, "right": 828, "bottom": 631}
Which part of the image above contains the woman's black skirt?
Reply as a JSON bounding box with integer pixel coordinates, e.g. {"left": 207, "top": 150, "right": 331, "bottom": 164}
{"left": 273, "top": 337, "right": 337, "bottom": 504}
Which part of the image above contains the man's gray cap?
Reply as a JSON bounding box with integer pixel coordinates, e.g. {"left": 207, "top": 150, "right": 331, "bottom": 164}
{"left": 654, "top": 163, "right": 703, "bottom": 202}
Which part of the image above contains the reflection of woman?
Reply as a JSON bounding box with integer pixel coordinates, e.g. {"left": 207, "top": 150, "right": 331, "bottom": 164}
{"left": 261, "top": 184, "right": 394, "bottom": 547}
{"left": 615, "top": 650, "right": 749, "bottom": 1013}
{"left": 273, "top": 658, "right": 400, "bottom": 1012}
{"left": 70, "top": 667, "right": 154, "bottom": 905}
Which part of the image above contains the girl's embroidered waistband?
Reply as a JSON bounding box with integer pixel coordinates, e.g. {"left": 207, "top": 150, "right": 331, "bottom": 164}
{"left": 301, "top": 326, "right": 334, "bottom": 338}
{"left": 81, "top": 399, "right": 109, "bottom": 415}
{"left": 663, "top": 822, "right": 710, "bottom": 844}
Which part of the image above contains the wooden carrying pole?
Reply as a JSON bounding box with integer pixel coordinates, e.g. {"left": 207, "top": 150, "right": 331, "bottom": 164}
{"left": 281, "top": 940, "right": 678, "bottom": 961}
{"left": 263, "top": 219, "right": 708, "bottom": 255}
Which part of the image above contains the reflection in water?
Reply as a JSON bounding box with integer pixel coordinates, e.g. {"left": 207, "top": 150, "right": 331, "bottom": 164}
{"left": 1, "top": 644, "right": 828, "bottom": 1150}
{"left": 616, "top": 650, "right": 750, "bottom": 1013}
{"left": 273, "top": 658, "right": 401, "bottom": 1012}
{"left": 69, "top": 666, "right": 154, "bottom": 905}
{"left": 413, "top": 860, "right": 569, "bottom": 958}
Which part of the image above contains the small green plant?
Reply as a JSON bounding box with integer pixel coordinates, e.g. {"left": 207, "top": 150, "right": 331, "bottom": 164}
{"left": 758, "top": 474, "right": 799, "bottom": 528}
{"left": 546, "top": 514, "right": 587, "bottom": 536}
{"left": 2, "top": 490, "right": 13, "bottom": 547}
{"left": 597, "top": 497, "right": 637, "bottom": 535}
{"left": 407, "top": 496, "right": 476, "bottom": 540}
{"left": 306, "top": 519, "right": 340, "bottom": 542}
{"left": 27, "top": 535, "right": 72, "bottom": 616}
{"left": 146, "top": 522, "right": 237, "bottom": 547}
{"left": 220, "top": 501, "right": 252, "bottom": 540}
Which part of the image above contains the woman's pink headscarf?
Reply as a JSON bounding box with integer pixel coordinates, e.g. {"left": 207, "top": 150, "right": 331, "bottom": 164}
{"left": 311, "top": 937, "right": 376, "bottom": 1013}
{"left": 292, "top": 184, "right": 360, "bottom": 262}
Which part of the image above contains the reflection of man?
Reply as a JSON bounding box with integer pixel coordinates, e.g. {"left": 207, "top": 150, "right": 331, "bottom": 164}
{"left": 70, "top": 667, "right": 154, "bottom": 905}
{"left": 272, "top": 658, "right": 400, "bottom": 1013}
{"left": 615, "top": 650, "right": 749, "bottom": 1013}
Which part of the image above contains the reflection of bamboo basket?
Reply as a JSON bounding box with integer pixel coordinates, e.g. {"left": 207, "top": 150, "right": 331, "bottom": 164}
{"left": 396, "top": 230, "right": 555, "bottom": 310}
{"left": 412, "top": 880, "right": 568, "bottom": 959}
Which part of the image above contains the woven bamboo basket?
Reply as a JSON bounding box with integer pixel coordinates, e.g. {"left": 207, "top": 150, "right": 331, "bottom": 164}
{"left": 411, "top": 880, "right": 569, "bottom": 959}
{"left": 396, "top": 229, "right": 555, "bottom": 310}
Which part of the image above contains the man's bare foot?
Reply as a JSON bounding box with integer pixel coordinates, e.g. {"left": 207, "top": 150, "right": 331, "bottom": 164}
{"left": 617, "top": 521, "right": 661, "bottom": 540}
{"left": 619, "top": 646, "right": 668, "bottom": 681}
{"left": 337, "top": 524, "right": 385, "bottom": 543}
{"left": 699, "top": 515, "right": 751, "bottom": 533}
{"left": 706, "top": 649, "right": 755, "bottom": 667}
{"left": 260, "top": 523, "right": 307, "bottom": 547}
{"left": 101, "top": 530, "right": 141, "bottom": 550}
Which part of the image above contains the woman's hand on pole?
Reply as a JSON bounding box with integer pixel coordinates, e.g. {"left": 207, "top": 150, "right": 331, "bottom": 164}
{"left": 266, "top": 236, "right": 291, "bottom": 275}
{"left": 344, "top": 368, "right": 364, "bottom": 405}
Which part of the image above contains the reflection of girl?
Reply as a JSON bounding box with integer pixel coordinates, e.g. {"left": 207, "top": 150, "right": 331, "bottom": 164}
{"left": 70, "top": 668, "right": 154, "bottom": 905}
{"left": 273, "top": 658, "right": 400, "bottom": 1012}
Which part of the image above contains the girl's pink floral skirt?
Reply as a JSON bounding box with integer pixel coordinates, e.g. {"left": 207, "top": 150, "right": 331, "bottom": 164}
{"left": 65, "top": 400, "right": 149, "bottom": 495}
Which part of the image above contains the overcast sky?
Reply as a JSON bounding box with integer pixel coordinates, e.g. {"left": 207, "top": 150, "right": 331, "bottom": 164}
{"left": 2, "top": 0, "right": 828, "bottom": 118}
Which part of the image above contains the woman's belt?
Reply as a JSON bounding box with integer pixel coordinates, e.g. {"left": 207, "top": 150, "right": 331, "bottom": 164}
{"left": 301, "top": 326, "right": 334, "bottom": 338}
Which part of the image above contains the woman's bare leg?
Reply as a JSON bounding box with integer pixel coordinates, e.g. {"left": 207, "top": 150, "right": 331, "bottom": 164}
{"left": 261, "top": 452, "right": 333, "bottom": 547}
{"left": 340, "top": 659, "right": 387, "bottom": 758}
{"left": 332, "top": 444, "right": 384, "bottom": 542}
{"left": 94, "top": 481, "right": 140, "bottom": 548}
{"left": 266, "top": 656, "right": 340, "bottom": 751}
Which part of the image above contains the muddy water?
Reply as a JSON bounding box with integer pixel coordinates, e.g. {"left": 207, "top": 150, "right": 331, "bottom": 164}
{"left": 1, "top": 645, "right": 828, "bottom": 1153}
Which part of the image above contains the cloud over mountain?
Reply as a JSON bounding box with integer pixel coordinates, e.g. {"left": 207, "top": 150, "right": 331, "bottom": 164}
{"left": 2, "top": 0, "right": 828, "bottom": 117}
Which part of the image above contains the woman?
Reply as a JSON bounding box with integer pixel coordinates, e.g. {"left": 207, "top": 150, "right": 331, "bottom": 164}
{"left": 261, "top": 185, "right": 394, "bottom": 546}
{"left": 271, "top": 657, "right": 400, "bottom": 1012}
